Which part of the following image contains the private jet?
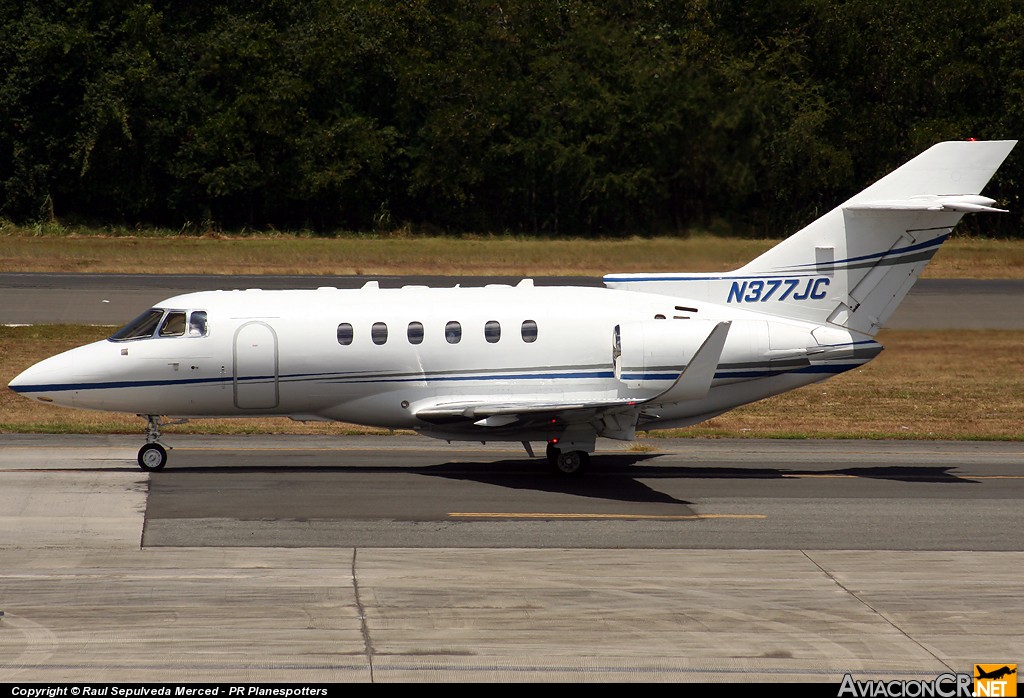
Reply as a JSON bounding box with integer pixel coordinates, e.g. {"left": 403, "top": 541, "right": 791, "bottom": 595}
{"left": 8, "top": 140, "right": 1016, "bottom": 474}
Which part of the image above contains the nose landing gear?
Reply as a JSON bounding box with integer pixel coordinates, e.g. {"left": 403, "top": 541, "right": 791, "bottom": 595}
{"left": 137, "top": 415, "right": 187, "bottom": 471}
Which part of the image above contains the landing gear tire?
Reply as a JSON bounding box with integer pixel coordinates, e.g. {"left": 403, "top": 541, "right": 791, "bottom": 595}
{"left": 553, "top": 449, "right": 588, "bottom": 476}
{"left": 138, "top": 443, "right": 168, "bottom": 471}
{"left": 546, "top": 442, "right": 559, "bottom": 465}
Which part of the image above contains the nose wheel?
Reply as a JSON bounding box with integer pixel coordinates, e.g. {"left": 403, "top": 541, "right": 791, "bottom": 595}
{"left": 138, "top": 442, "right": 168, "bottom": 471}
{"left": 137, "top": 415, "right": 187, "bottom": 471}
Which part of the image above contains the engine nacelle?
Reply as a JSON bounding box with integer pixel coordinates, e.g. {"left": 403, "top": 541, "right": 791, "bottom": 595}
{"left": 615, "top": 320, "right": 724, "bottom": 390}
{"left": 615, "top": 319, "right": 823, "bottom": 390}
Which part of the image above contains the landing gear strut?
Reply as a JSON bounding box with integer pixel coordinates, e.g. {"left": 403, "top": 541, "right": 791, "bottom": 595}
{"left": 136, "top": 415, "right": 187, "bottom": 471}
{"left": 546, "top": 441, "right": 589, "bottom": 476}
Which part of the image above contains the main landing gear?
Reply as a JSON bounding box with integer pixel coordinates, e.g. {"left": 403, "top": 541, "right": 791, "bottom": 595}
{"left": 136, "top": 415, "right": 187, "bottom": 471}
{"left": 546, "top": 441, "right": 590, "bottom": 476}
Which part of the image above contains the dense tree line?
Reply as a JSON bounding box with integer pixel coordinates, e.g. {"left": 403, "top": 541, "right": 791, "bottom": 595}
{"left": 1, "top": 0, "right": 1022, "bottom": 236}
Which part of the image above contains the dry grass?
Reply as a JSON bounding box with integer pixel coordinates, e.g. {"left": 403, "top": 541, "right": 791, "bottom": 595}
{"left": 1, "top": 230, "right": 1022, "bottom": 277}
{"left": 0, "top": 234, "right": 768, "bottom": 276}
{"left": 675, "top": 329, "right": 1024, "bottom": 440}
{"left": 3, "top": 326, "right": 1021, "bottom": 440}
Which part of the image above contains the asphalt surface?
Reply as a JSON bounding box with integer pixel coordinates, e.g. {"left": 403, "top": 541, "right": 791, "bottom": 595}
{"left": 2, "top": 273, "right": 1023, "bottom": 328}
{"left": 0, "top": 435, "right": 1021, "bottom": 683}
{"left": 127, "top": 436, "right": 1024, "bottom": 551}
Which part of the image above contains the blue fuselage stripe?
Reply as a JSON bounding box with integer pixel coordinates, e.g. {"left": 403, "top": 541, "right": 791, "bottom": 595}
{"left": 13, "top": 360, "right": 867, "bottom": 395}
{"left": 13, "top": 369, "right": 615, "bottom": 394}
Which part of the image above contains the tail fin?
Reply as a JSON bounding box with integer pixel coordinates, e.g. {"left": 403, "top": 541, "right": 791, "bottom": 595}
{"left": 605, "top": 140, "right": 1016, "bottom": 335}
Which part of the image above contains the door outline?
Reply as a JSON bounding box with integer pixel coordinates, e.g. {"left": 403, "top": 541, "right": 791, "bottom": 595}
{"left": 232, "top": 321, "right": 280, "bottom": 409}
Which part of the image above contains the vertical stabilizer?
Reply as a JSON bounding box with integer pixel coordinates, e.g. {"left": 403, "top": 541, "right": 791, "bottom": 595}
{"left": 605, "top": 140, "right": 1016, "bottom": 335}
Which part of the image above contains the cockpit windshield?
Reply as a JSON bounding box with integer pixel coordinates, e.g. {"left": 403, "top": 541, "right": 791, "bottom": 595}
{"left": 109, "top": 308, "right": 209, "bottom": 341}
{"left": 159, "top": 311, "right": 187, "bottom": 337}
{"left": 109, "top": 309, "right": 164, "bottom": 341}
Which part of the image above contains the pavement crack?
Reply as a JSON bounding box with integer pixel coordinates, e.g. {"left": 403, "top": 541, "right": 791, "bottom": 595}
{"left": 139, "top": 475, "right": 151, "bottom": 550}
{"left": 352, "top": 547, "right": 375, "bottom": 682}
{"left": 801, "top": 550, "right": 955, "bottom": 673}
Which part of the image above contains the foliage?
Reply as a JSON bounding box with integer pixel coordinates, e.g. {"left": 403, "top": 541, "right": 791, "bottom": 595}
{"left": 0, "top": 0, "right": 1021, "bottom": 235}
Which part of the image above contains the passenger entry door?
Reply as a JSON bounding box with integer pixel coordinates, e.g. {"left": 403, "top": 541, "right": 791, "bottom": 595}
{"left": 233, "top": 321, "right": 279, "bottom": 409}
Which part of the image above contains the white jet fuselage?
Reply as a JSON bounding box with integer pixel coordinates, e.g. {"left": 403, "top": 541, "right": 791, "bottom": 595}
{"left": 12, "top": 283, "right": 876, "bottom": 443}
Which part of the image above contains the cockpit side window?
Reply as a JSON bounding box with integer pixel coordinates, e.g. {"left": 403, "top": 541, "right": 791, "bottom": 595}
{"left": 109, "top": 309, "right": 164, "bottom": 341}
{"left": 188, "top": 311, "right": 209, "bottom": 337}
{"left": 159, "top": 311, "right": 187, "bottom": 337}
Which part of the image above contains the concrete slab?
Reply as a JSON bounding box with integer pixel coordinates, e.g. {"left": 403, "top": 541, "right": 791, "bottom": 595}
{"left": 3, "top": 546, "right": 1020, "bottom": 682}
{"left": 0, "top": 470, "right": 146, "bottom": 549}
{"left": 0, "top": 548, "right": 367, "bottom": 683}
{"left": 1, "top": 437, "right": 1021, "bottom": 683}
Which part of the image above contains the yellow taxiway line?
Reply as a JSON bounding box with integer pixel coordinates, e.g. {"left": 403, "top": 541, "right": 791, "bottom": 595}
{"left": 448, "top": 512, "right": 766, "bottom": 520}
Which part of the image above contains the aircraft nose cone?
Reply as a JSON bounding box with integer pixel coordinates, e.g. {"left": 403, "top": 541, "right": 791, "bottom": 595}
{"left": 7, "top": 349, "right": 89, "bottom": 404}
{"left": 7, "top": 372, "right": 24, "bottom": 393}
{"left": 8, "top": 339, "right": 134, "bottom": 410}
{"left": 8, "top": 363, "right": 40, "bottom": 394}
{"left": 8, "top": 358, "right": 54, "bottom": 397}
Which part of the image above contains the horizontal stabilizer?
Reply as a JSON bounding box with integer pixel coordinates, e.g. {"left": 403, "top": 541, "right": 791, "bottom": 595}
{"left": 846, "top": 194, "right": 1007, "bottom": 213}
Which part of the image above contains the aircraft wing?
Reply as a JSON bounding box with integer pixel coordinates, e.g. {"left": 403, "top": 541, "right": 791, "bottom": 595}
{"left": 414, "top": 322, "right": 731, "bottom": 430}
{"left": 414, "top": 397, "right": 639, "bottom": 427}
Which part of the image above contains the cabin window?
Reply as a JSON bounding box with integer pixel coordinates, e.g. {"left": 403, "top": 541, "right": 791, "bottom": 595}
{"left": 484, "top": 320, "right": 501, "bottom": 343}
{"left": 372, "top": 322, "right": 388, "bottom": 345}
{"left": 337, "top": 323, "right": 354, "bottom": 345}
{"left": 445, "top": 321, "right": 462, "bottom": 344}
{"left": 407, "top": 321, "right": 424, "bottom": 344}
{"left": 188, "top": 311, "right": 208, "bottom": 337}
{"left": 110, "top": 309, "right": 164, "bottom": 341}
{"left": 521, "top": 319, "right": 538, "bottom": 343}
{"left": 159, "top": 311, "right": 187, "bottom": 337}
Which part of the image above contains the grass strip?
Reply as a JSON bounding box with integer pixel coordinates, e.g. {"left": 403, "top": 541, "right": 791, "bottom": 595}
{"left": 2, "top": 231, "right": 1024, "bottom": 278}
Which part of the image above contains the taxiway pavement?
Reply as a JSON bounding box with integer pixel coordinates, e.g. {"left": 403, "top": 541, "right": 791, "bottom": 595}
{"left": 1, "top": 435, "right": 1021, "bottom": 683}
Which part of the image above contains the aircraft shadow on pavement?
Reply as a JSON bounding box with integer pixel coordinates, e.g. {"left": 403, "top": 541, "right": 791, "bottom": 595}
{"left": 421, "top": 454, "right": 690, "bottom": 505}
{"left": 156, "top": 453, "right": 690, "bottom": 507}
{"left": 154, "top": 453, "right": 977, "bottom": 512}
{"left": 417, "top": 459, "right": 978, "bottom": 504}
{"left": 616, "top": 463, "right": 979, "bottom": 484}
